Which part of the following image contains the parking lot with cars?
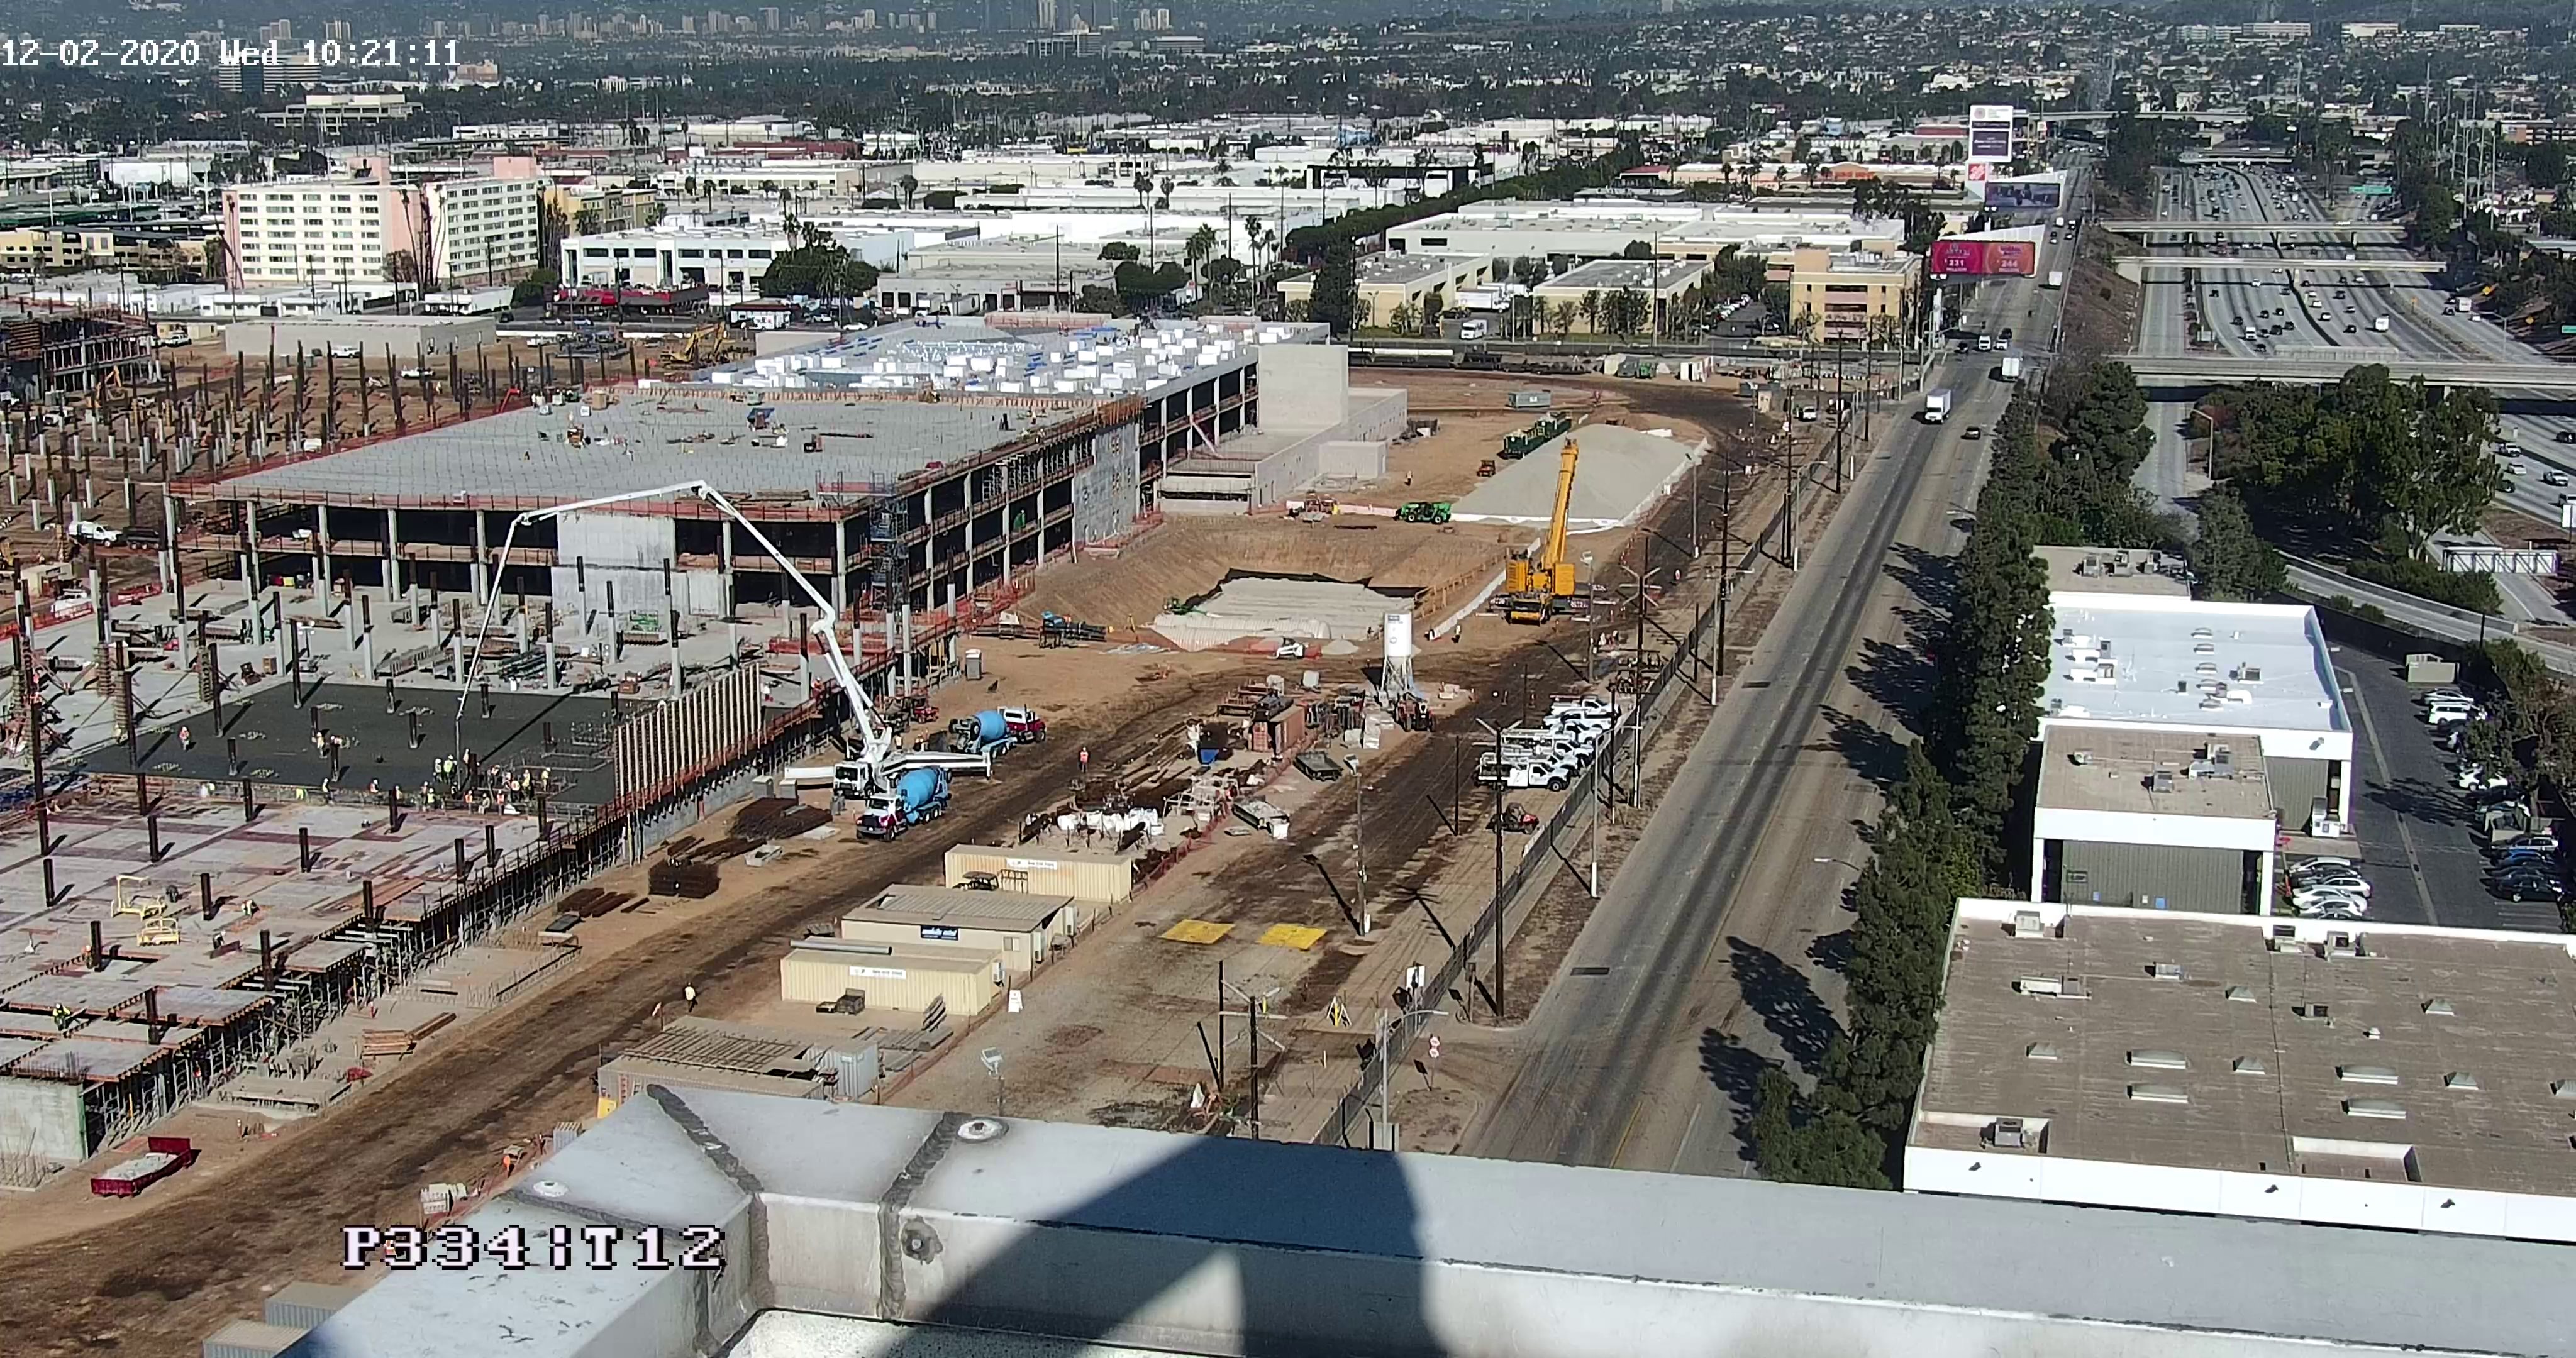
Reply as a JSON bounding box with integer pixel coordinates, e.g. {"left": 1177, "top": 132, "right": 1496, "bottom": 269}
{"left": 2318, "top": 643, "right": 2565, "bottom": 932}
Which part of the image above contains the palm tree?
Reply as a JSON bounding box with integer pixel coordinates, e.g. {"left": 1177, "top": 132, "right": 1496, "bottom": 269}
{"left": 1579, "top": 288, "right": 1602, "bottom": 334}
{"left": 1550, "top": 299, "right": 1577, "bottom": 338}
{"left": 1133, "top": 170, "right": 1153, "bottom": 207}
{"left": 1184, "top": 224, "right": 1218, "bottom": 284}
{"left": 1388, "top": 300, "right": 1419, "bottom": 335}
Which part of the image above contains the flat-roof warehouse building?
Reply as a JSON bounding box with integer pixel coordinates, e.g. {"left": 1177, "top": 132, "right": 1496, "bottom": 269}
{"left": 1911, "top": 898, "right": 2576, "bottom": 1245}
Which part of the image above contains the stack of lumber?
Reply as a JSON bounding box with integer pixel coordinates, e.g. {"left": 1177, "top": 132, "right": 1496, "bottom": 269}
{"left": 360, "top": 1010, "right": 454, "bottom": 1057}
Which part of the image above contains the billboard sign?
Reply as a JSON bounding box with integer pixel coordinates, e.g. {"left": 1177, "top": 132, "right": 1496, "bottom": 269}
{"left": 1928, "top": 238, "right": 2039, "bottom": 277}
{"left": 1967, "top": 103, "right": 2016, "bottom": 163}
{"left": 1982, "top": 177, "right": 2063, "bottom": 209}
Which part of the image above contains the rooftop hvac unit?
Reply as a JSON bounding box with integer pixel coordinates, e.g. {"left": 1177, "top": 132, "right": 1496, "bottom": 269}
{"left": 2326, "top": 932, "right": 2360, "bottom": 958}
{"left": 2151, "top": 961, "right": 2184, "bottom": 981}
{"left": 2150, "top": 770, "right": 2177, "bottom": 793}
{"left": 2016, "top": 974, "right": 2063, "bottom": 996}
{"left": 1988, "top": 1117, "right": 2029, "bottom": 1149}
{"left": 2235, "top": 665, "right": 2263, "bottom": 683}
{"left": 2269, "top": 934, "right": 2305, "bottom": 953}
{"left": 2011, "top": 910, "right": 2046, "bottom": 937}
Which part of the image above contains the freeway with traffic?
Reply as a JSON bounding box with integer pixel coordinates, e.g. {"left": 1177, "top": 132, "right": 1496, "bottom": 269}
{"left": 2130, "top": 164, "right": 2576, "bottom": 554}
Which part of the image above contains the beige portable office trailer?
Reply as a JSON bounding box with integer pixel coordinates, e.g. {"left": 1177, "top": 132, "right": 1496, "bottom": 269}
{"left": 838, "top": 885, "right": 1084, "bottom": 981}
{"left": 780, "top": 942, "right": 1004, "bottom": 1016}
{"left": 942, "top": 846, "right": 1136, "bottom": 904}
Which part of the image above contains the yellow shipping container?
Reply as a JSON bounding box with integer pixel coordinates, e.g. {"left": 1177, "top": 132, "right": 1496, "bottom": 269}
{"left": 943, "top": 846, "right": 1136, "bottom": 903}
{"left": 780, "top": 944, "right": 1004, "bottom": 1017}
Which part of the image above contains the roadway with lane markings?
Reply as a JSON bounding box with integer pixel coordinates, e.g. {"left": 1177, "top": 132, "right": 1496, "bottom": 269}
{"left": 1458, "top": 189, "right": 2082, "bottom": 1171}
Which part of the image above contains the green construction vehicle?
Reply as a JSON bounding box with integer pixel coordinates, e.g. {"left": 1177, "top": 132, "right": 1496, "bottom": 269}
{"left": 1396, "top": 501, "right": 1453, "bottom": 524}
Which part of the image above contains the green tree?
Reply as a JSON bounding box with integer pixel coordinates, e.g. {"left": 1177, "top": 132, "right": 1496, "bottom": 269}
{"left": 2527, "top": 144, "right": 2570, "bottom": 191}
{"left": 1579, "top": 287, "right": 1603, "bottom": 333}
{"left": 1387, "top": 300, "right": 1420, "bottom": 336}
{"left": 1113, "top": 260, "right": 1189, "bottom": 313}
{"left": 2186, "top": 485, "right": 2285, "bottom": 601}
{"left": 1621, "top": 239, "right": 1655, "bottom": 260}
{"left": 511, "top": 267, "right": 559, "bottom": 308}
{"left": 1307, "top": 238, "right": 1360, "bottom": 336}
{"left": 758, "top": 223, "right": 880, "bottom": 300}
{"left": 1098, "top": 241, "right": 1141, "bottom": 263}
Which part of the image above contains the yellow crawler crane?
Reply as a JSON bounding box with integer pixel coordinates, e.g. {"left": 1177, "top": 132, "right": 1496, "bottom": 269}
{"left": 1501, "top": 436, "right": 1580, "bottom": 624}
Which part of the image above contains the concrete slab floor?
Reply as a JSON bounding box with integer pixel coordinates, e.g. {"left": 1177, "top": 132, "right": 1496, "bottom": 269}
{"left": 19, "top": 575, "right": 829, "bottom": 771}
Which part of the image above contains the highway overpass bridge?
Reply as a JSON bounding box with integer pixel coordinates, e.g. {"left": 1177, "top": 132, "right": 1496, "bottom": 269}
{"left": 2098, "top": 220, "right": 2406, "bottom": 238}
{"left": 2118, "top": 353, "right": 2576, "bottom": 392}
{"left": 2113, "top": 255, "right": 2445, "bottom": 282}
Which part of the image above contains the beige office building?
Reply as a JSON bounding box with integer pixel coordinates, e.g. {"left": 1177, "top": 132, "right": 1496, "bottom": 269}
{"left": 1780, "top": 246, "right": 1922, "bottom": 343}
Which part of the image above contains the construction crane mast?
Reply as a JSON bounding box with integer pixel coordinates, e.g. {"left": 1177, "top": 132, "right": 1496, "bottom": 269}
{"left": 1502, "top": 437, "right": 1582, "bottom": 624}
{"left": 460, "top": 479, "right": 983, "bottom": 797}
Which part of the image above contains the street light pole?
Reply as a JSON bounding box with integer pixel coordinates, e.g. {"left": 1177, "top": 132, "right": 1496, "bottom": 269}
{"left": 1350, "top": 755, "right": 1371, "bottom": 936}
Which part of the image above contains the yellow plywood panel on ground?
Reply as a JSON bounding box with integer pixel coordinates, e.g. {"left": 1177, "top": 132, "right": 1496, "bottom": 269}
{"left": 1160, "top": 919, "right": 1235, "bottom": 945}
{"left": 1258, "top": 924, "right": 1327, "bottom": 951}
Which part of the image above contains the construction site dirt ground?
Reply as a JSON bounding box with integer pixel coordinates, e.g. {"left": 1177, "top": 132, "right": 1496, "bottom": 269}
{"left": 0, "top": 374, "right": 1826, "bottom": 1356}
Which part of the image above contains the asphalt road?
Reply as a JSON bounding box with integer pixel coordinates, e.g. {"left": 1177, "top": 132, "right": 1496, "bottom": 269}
{"left": 1460, "top": 236, "right": 2068, "bottom": 1171}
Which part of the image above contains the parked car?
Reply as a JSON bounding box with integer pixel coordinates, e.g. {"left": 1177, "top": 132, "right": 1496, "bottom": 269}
{"left": 2492, "top": 835, "right": 2561, "bottom": 857}
{"left": 2289, "top": 856, "right": 2358, "bottom": 876}
{"left": 2489, "top": 875, "right": 2565, "bottom": 903}
{"left": 1962, "top": 425, "right": 1985, "bottom": 441}
{"left": 2455, "top": 764, "right": 2514, "bottom": 792}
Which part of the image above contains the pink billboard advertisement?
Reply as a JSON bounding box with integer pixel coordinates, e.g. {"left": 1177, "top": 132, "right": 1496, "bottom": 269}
{"left": 1927, "top": 238, "right": 2038, "bottom": 277}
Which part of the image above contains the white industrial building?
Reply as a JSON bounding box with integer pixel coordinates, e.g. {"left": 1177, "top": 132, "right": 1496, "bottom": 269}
{"left": 2033, "top": 573, "right": 2352, "bottom": 918}
{"left": 1911, "top": 898, "right": 2576, "bottom": 1245}
{"left": 708, "top": 317, "right": 1400, "bottom": 516}
{"left": 1382, "top": 201, "right": 1904, "bottom": 265}
{"left": 559, "top": 221, "right": 804, "bottom": 293}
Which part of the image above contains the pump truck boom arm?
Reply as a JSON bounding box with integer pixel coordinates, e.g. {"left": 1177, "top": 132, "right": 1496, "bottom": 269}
{"left": 460, "top": 478, "right": 897, "bottom": 787}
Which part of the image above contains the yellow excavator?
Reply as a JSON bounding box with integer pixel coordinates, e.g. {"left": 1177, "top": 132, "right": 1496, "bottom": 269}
{"left": 1502, "top": 437, "right": 1581, "bottom": 624}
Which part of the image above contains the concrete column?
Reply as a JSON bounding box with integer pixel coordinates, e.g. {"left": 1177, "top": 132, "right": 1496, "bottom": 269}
{"left": 470, "top": 511, "right": 490, "bottom": 600}
{"left": 384, "top": 508, "right": 402, "bottom": 596}
{"left": 244, "top": 497, "right": 264, "bottom": 595}
{"left": 830, "top": 516, "right": 849, "bottom": 613}
{"left": 314, "top": 503, "right": 333, "bottom": 588}
{"left": 717, "top": 519, "right": 734, "bottom": 619}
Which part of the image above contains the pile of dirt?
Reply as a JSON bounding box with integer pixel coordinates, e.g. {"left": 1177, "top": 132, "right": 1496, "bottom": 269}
{"left": 1021, "top": 516, "right": 1515, "bottom": 631}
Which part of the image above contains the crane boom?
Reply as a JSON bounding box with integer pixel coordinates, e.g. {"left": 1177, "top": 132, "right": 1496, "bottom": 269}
{"left": 1538, "top": 436, "right": 1579, "bottom": 582}
{"left": 460, "top": 478, "right": 898, "bottom": 787}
